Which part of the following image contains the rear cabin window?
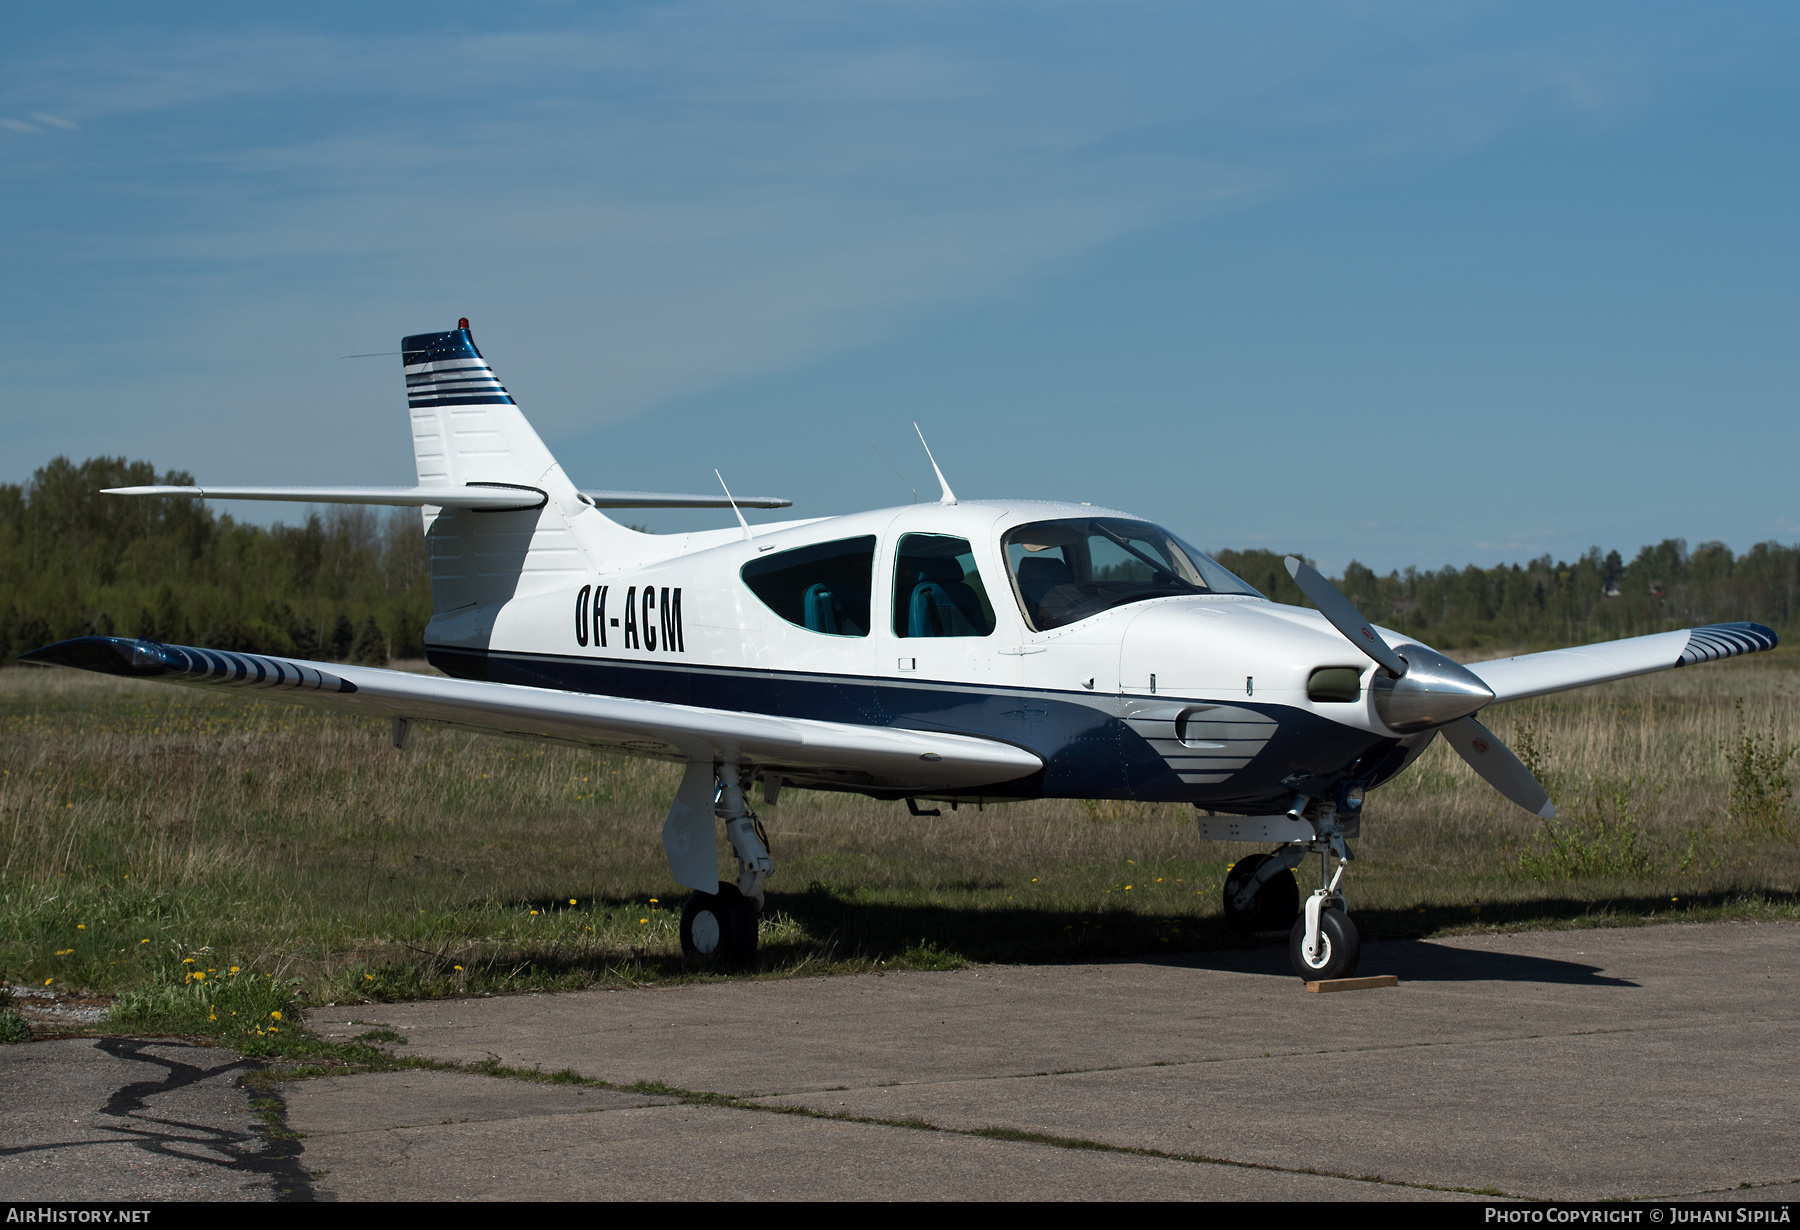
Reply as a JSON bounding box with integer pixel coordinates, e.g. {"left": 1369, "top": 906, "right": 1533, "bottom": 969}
{"left": 740, "top": 536, "right": 876, "bottom": 637}
{"left": 893, "top": 533, "right": 996, "bottom": 638}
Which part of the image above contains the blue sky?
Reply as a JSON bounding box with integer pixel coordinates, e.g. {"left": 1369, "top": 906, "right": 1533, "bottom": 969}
{"left": 2, "top": 2, "right": 1795, "bottom": 573}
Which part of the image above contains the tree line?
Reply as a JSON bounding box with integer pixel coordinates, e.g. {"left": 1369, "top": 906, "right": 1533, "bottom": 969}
{"left": 2, "top": 455, "right": 1796, "bottom": 665}
{"left": 0, "top": 457, "right": 431, "bottom": 666}
{"left": 1214, "top": 541, "right": 1799, "bottom": 651}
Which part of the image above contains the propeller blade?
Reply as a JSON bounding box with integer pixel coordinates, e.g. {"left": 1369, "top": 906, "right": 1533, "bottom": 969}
{"left": 1441, "top": 716, "right": 1555, "bottom": 818}
{"left": 1284, "top": 556, "right": 1409, "bottom": 678}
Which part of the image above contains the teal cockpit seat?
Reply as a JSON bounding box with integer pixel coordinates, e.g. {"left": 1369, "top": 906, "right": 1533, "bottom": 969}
{"left": 905, "top": 557, "right": 986, "bottom": 637}
{"left": 803, "top": 583, "right": 840, "bottom": 634}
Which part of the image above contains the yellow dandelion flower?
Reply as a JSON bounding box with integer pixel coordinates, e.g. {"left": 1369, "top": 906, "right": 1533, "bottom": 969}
{"left": 530, "top": 910, "right": 538, "bottom": 916}
{"left": 230, "top": 967, "right": 240, "bottom": 975}
{"left": 649, "top": 898, "right": 659, "bottom": 904}
{"left": 454, "top": 965, "right": 463, "bottom": 971}
{"left": 183, "top": 957, "right": 195, "bottom": 964}
{"left": 44, "top": 978, "right": 52, "bottom": 986}
{"left": 140, "top": 939, "right": 150, "bottom": 944}
{"left": 77, "top": 924, "right": 86, "bottom": 930}
{"left": 270, "top": 1011, "right": 281, "bottom": 1020}
{"left": 639, "top": 918, "right": 647, "bottom": 924}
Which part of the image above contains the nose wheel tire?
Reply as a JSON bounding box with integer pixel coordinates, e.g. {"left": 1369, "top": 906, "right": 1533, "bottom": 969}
{"left": 1222, "top": 854, "right": 1300, "bottom": 933}
{"left": 680, "top": 884, "right": 759, "bottom": 966}
{"left": 1288, "top": 907, "right": 1360, "bottom": 981}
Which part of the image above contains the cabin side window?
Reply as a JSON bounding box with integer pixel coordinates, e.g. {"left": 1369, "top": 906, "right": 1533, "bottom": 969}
{"left": 892, "top": 533, "right": 996, "bottom": 638}
{"left": 740, "top": 536, "right": 876, "bottom": 637}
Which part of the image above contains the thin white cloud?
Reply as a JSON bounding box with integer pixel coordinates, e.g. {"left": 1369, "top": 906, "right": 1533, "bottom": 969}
{"left": 0, "top": 118, "right": 37, "bottom": 133}
{"left": 27, "top": 111, "right": 77, "bottom": 129}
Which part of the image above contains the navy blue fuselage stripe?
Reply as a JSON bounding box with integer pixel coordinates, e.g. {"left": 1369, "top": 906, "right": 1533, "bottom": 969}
{"left": 425, "top": 644, "right": 1396, "bottom": 807}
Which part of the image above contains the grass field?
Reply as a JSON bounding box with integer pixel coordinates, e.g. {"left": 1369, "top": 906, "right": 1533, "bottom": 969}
{"left": 2, "top": 650, "right": 1796, "bottom": 1046}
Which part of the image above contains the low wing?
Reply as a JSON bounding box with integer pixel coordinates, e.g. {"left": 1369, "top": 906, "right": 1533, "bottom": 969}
{"left": 18, "top": 637, "right": 1038, "bottom": 792}
{"left": 1467, "top": 622, "right": 1778, "bottom": 705}
{"left": 103, "top": 485, "right": 791, "bottom": 510}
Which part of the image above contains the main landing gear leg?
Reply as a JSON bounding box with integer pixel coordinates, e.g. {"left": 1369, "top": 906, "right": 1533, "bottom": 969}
{"left": 670, "top": 759, "right": 773, "bottom": 967}
{"left": 1222, "top": 845, "right": 1304, "bottom": 933}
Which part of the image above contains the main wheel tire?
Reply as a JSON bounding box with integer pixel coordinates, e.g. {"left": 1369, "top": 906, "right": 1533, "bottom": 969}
{"left": 680, "top": 884, "right": 758, "bottom": 966}
{"left": 1222, "top": 855, "right": 1300, "bottom": 933}
{"left": 1288, "top": 907, "right": 1360, "bottom": 981}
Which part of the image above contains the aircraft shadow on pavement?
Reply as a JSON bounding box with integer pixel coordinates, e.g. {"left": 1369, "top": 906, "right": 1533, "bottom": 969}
{"left": 1152, "top": 937, "right": 1639, "bottom": 987}
{"left": 492, "top": 886, "right": 1789, "bottom": 988}
{"left": 0, "top": 1038, "right": 318, "bottom": 1202}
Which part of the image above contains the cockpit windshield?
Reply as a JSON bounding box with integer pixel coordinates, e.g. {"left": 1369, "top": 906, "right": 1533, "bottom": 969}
{"left": 1002, "top": 518, "right": 1262, "bottom": 631}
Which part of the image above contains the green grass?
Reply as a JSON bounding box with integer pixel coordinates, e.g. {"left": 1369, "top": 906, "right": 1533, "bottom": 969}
{"left": 1, "top": 649, "right": 1796, "bottom": 1047}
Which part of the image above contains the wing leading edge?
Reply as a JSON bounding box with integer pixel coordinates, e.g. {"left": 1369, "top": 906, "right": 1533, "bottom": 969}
{"left": 18, "top": 637, "right": 1040, "bottom": 793}
{"left": 1466, "top": 622, "right": 1778, "bottom": 705}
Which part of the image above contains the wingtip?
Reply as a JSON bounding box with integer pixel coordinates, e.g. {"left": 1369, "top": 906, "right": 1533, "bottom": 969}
{"left": 1537, "top": 801, "right": 1556, "bottom": 819}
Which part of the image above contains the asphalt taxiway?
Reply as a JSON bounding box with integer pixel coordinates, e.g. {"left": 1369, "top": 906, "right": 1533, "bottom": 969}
{"left": 2, "top": 921, "right": 1795, "bottom": 1201}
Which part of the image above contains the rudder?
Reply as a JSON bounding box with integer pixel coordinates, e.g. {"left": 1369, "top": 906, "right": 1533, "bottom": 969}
{"left": 403, "top": 321, "right": 592, "bottom": 658}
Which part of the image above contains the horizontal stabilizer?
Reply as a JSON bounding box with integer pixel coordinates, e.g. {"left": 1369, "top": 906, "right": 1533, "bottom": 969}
{"left": 19, "top": 637, "right": 1041, "bottom": 793}
{"left": 1468, "top": 622, "right": 1778, "bottom": 704}
{"left": 103, "top": 484, "right": 548, "bottom": 510}
{"left": 104, "top": 485, "right": 790, "bottom": 511}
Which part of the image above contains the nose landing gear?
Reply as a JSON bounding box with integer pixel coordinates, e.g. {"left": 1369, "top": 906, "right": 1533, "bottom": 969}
{"left": 1203, "top": 797, "right": 1361, "bottom": 981}
{"left": 1289, "top": 850, "right": 1359, "bottom": 981}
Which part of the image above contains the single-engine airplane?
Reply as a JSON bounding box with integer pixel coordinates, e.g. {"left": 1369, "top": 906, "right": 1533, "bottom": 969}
{"left": 22, "top": 321, "right": 1779, "bottom": 980}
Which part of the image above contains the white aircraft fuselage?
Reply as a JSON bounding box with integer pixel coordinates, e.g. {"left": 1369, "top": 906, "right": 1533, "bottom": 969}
{"left": 432, "top": 497, "right": 1402, "bottom": 815}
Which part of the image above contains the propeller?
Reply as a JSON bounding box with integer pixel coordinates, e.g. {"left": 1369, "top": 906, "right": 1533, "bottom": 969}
{"left": 1285, "top": 556, "right": 1409, "bottom": 679}
{"left": 1439, "top": 716, "right": 1556, "bottom": 818}
{"left": 1284, "top": 556, "right": 1554, "bottom": 818}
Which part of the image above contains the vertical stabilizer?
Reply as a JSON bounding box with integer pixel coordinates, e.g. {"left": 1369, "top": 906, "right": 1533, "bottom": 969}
{"left": 403, "top": 323, "right": 593, "bottom": 650}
